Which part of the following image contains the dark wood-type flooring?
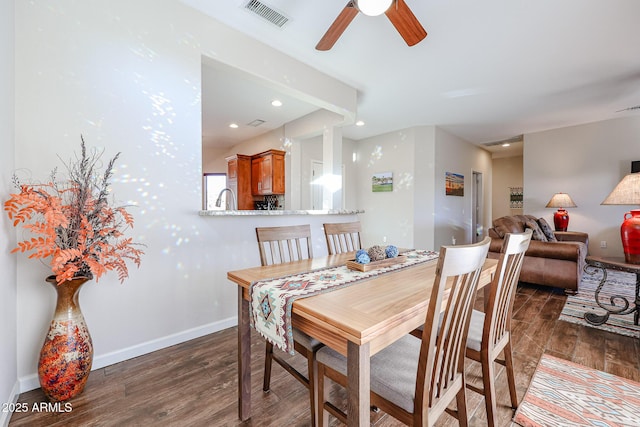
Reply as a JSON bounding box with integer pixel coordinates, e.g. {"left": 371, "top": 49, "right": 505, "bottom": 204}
{"left": 9, "top": 284, "right": 640, "bottom": 426}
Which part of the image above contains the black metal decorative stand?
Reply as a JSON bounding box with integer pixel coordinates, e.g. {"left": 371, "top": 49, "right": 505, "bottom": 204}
{"left": 583, "top": 256, "right": 640, "bottom": 326}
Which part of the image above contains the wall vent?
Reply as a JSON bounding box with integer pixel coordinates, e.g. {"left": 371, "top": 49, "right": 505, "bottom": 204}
{"left": 483, "top": 135, "right": 523, "bottom": 147}
{"left": 247, "top": 119, "right": 266, "bottom": 127}
{"left": 243, "top": 0, "right": 290, "bottom": 28}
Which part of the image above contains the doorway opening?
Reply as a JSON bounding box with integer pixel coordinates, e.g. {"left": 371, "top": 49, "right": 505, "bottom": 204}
{"left": 472, "top": 171, "right": 483, "bottom": 243}
{"left": 311, "top": 160, "right": 323, "bottom": 210}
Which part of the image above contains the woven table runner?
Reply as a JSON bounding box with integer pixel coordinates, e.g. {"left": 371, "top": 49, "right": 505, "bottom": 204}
{"left": 249, "top": 250, "right": 439, "bottom": 354}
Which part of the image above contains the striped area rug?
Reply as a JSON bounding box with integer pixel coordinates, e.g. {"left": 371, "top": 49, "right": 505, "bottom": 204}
{"left": 514, "top": 354, "right": 640, "bottom": 427}
{"left": 559, "top": 267, "right": 639, "bottom": 338}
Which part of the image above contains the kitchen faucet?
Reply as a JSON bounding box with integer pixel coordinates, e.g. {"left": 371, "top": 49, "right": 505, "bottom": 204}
{"left": 215, "top": 188, "right": 236, "bottom": 210}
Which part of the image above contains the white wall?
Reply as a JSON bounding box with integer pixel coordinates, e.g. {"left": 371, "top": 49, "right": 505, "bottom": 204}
{"left": 202, "top": 146, "right": 229, "bottom": 174}
{"left": 355, "top": 128, "right": 417, "bottom": 248}
{"left": 342, "top": 138, "right": 358, "bottom": 211}
{"left": 412, "top": 126, "right": 437, "bottom": 250}
{"left": 299, "top": 136, "right": 323, "bottom": 209}
{"left": 294, "top": 135, "right": 357, "bottom": 211}
{"left": 492, "top": 155, "right": 524, "bottom": 219}
{"left": 524, "top": 116, "right": 640, "bottom": 256}
{"left": 353, "top": 125, "right": 491, "bottom": 251}
{"left": 433, "top": 128, "right": 493, "bottom": 248}
{"left": 12, "top": 0, "right": 356, "bottom": 392}
{"left": 0, "top": 0, "right": 18, "bottom": 423}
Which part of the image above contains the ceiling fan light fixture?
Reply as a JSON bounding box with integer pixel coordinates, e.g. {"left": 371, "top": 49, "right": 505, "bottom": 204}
{"left": 356, "top": 0, "right": 393, "bottom": 16}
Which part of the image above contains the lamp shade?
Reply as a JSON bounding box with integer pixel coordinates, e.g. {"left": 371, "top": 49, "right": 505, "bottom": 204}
{"left": 356, "top": 0, "right": 393, "bottom": 16}
{"left": 545, "top": 193, "right": 576, "bottom": 232}
{"left": 601, "top": 172, "right": 640, "bottom": 264}
{"left": 601, "top": 173, "right": 640, "bottom": 205}
{"left": 545, "top": 193, "right": 577, "bottom": 209}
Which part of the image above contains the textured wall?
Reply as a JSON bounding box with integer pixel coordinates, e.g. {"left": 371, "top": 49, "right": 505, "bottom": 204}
{"left": 13, "top": 0, "right": 355, "bottom": 390}
{"left": 0, "top": 0, "right": 18, "bottom": 421}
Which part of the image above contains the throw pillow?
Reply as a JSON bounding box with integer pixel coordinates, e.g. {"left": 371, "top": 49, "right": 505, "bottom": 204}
{"left": 492, "top": 216, "right": 525, "bottom": 238}
{"left": 524, "top": 219, "right": 548, "bottom": 242}
{"left": 537, "top": 218, "right": 558, "bottom": 242}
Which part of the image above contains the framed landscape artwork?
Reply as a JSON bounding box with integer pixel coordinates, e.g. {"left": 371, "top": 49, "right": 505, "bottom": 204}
{"left": 445, "top": 172, "right": 464, "bottom": 196}
{"left": 372, "top": 172, "right": 393, "bottom": 192}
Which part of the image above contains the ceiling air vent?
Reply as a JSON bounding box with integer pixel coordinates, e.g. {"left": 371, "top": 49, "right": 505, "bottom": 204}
{"left": 247, "top": 119, "right": 266, "bottom": 127}
{"left": 242, "top": 0, "right": 290, "bottom": 28}
{"left": 483, "top": 135, "right": 523, "bottom": 147}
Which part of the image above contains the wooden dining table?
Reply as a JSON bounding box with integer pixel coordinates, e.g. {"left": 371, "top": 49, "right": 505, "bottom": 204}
{"left": 227, "top": 251, "right": 498, "bottom": 427}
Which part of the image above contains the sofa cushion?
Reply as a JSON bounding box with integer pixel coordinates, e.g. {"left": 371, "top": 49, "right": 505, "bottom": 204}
{"left": 524, "top": 219, "right": 548, "bottom": 241}
{"left": 536, "top": 218, "right": 558, "bottom": 242}
{"left": 525, "top": 240, "right": 587, "bottom": 262}
{"left": 492, "top": 216, "right": 526, "bottom": 238}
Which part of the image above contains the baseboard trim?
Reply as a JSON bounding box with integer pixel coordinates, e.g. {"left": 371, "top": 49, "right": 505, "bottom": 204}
{"left": 18, "top": 317, "right": 238, "bottom": 393}
{"left": 1, "top": 380, "right": 20, "bottom": 427}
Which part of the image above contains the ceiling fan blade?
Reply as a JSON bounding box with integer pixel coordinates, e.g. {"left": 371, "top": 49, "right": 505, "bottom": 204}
{"left": 385, "top": 0, "right": 427, "bottom": 46}
{"left": 316, "top": 1, "right": 359, "bottom": 51}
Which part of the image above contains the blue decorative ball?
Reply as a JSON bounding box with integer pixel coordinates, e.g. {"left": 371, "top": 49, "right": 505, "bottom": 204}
{"left": 385, "top": 245, "right": 399, "bottom": 258}
{"left": 355, "top": 251, "right": 370, "bottom": 264}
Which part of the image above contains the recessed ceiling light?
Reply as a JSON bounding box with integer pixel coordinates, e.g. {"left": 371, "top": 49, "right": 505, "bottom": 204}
{"left": 229, "top": 123, "right": 239, "bottom": 129}
{"left": 271, "top": 99, "right": 283, "bottom": 107}
{"left": 355, "top": 120, "right": 365, "bottom": 126}
{"left": 501, "top": 143, "right": 510, "bottom": 147}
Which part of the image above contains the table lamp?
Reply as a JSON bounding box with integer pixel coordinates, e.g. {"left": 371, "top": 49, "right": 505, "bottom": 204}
{"left": 601, "top": 172, "right": 640, "bottom": 264}
{"left": 545, "top": 193, "right": 577, "bottom": 231}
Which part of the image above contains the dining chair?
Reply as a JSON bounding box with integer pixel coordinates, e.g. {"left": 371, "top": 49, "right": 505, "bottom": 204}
{"left": 464, "top": 230, "right": 532, "bottom": 427}
{"left": 315, "top": 237, "right": 491, "bottom": 426}
{"left": 256, "top": 224, "right": 314, "bottom": 265}
{"left": 323, "top": 221, "right": 362, "bottom": 255}
{"left": 255, "top": 224, "right": 321, "bottom": 426}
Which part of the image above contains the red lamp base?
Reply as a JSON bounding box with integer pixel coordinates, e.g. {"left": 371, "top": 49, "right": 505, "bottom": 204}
{"left": 553, "top": 209, "right": 569, "bottom": 232}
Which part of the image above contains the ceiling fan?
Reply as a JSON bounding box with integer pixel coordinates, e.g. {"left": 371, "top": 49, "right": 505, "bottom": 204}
{"left": 316, "top": 0, "right": 427, "bottom": 51}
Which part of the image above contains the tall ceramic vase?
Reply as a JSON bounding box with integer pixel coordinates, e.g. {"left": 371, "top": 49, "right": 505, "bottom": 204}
{"left": 38, "top": 275, "right": 94, "bottom": 402}
{"left": 621, "top": 209, "right": 640, "bottom": 264}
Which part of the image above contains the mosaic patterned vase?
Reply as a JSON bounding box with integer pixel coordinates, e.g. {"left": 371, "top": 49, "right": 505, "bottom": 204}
{"left": 38, "top": 275, "right": 93, "bottom": 402}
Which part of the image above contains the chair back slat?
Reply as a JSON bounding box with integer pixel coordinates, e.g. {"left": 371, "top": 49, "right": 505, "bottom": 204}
{"left": 485, "top": 230, "right": 532, "bottom": 349}
{"left": 414, "top": 237, "right": 491, "bottom": 420}
{"left": 256, "top": 225, "right": 313, "bottom": 266}
{"left": 323, "top": 222, "right": 362, "bottom": 255}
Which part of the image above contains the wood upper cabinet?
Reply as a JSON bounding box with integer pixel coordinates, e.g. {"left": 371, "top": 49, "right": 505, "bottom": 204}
{"left": 251, "top": 149, "right": 285, "bottom": 196}
{"left": 225, "top": 154, "right": 253, "bottom": 210}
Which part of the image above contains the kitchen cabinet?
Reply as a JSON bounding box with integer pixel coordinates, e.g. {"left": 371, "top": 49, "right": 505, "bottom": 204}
{"left": 251, "top": 149, "right": 285, "bottom": 196}
{"left": 225, "top": 154, "right": 253, "bottom": 210}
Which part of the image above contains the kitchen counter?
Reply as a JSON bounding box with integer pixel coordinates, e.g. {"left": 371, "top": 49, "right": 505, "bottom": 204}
{"left": 199, "top": 209, "right": 364, "bottom": 217}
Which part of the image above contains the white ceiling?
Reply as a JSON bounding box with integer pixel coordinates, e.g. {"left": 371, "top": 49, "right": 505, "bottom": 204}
{"left": 190, "top": 0, "right": 640, "bottom": 157}
{"left": 201, "top": 59, "right": 320, "bottom": 149}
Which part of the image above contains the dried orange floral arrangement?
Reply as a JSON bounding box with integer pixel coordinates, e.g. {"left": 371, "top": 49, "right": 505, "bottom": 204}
{"left": 4, "top": 137, "right": 144, "bottom": 284}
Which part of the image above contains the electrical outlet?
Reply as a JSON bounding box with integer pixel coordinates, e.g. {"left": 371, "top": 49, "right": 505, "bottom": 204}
{"left": 452, "top": 236, "right": 456, "bottom": 245}
{"left": 600, "top": 240, "right": 607, "bottom": 248}
{"left": 383, "top": 236, "right": 387, "bottom": 243}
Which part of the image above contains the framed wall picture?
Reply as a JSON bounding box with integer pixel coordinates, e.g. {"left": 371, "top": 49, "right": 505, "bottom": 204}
{"left": 510, "top": 187, "right": 523, "bottom": 209}
{"left": 445, "top": 172, "right": 464, "bottom": 196}
{"left": 372, "top": 172, "right": 393, "bottom": 192}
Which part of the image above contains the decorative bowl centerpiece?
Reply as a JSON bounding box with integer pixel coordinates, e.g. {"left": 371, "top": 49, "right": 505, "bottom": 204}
{"left": 346, "top": 244, "right": 406, "bottom": 272}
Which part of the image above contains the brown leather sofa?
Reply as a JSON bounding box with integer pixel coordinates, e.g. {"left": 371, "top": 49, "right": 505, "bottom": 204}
{"left": 488, "top": 215, "right": 589, "bottom": 293}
